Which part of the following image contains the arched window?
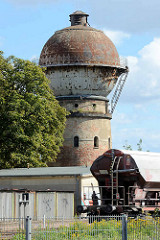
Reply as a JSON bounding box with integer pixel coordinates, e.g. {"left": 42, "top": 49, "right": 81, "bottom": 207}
{"left": 94, "top": 136, "right": 99, "bottom": 148}
{"left": 74, "top": 136, "right": 79, "bottom": 147}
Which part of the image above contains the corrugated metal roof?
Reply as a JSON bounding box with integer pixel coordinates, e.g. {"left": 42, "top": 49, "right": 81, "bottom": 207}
{"left": 122, "top": 150, "right": 160, "bottom": 183}
{"left": 0, "top": 166, "right": 91, "bottom": 177}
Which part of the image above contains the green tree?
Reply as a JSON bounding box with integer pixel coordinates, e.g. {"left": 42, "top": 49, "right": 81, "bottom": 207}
{"left": 123, "top": 138, "right": 149, "bottom": 152}
{"left": 0, "top": 52, "right": 67, "bottom": 169}
{"left": 123, "top": 140, "right": 132, "bottom": 150}
{"left": 137, "top": 138, "right": 142, "bottom": 151}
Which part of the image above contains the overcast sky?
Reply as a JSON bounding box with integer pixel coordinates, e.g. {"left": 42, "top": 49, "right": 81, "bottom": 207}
{"left": 1, "top": 0, "right": 160, "bottom": 152}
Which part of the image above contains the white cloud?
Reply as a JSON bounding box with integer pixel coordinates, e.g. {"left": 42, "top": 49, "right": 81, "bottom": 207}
{"left": 139, "top": 38, "right": 160, "bottom": 67}
{"left": 120, "top": 38, "right": 160, "bottom": 103}
{"left": 126, "top": 56, "right": 139, "bottom": 72}
{"left": 103, "top": 29, "right": 130, "bottom": 46}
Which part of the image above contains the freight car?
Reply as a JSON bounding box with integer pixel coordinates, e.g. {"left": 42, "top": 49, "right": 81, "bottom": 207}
{"left": 77, "top": 149, "right": 160, "bottom": 217}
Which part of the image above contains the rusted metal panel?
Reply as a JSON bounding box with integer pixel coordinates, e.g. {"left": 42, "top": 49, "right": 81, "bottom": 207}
{"left": 39, "top": 25, "right": 120, "bottom": 68}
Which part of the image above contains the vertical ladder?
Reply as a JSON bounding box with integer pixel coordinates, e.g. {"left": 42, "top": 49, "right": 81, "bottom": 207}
{"left": 111, "top": 69, "right": 128, "bottom": 114}
{"left": 111, "top": 156, "right": 118, "bottom": 206}
{"left": 111, "top": 156, "right": 122, "bottom": 206}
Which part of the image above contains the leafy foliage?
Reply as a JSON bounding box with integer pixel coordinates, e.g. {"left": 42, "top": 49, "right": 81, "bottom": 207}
{"left": 123, "top": 138, "right": 149, "bottom": 152}
{"left": 137, "top": 138, "right": 142, "bottom": 151}
{"left": 123, "top": 140, "right": 133, "bottom": 150}
{"left": 0, "top": 51, "right": 67, "bottom": 168}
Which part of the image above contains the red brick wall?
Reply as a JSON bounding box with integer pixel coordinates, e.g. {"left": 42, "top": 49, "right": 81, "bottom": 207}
{"left": 49, "top": 98, "right": 112, "bottom": 167}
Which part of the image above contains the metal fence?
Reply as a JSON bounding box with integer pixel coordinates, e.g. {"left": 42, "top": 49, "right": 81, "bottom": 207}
{"left": 127, "top": 215, "right": 160, "bottom": 240}
{"left": 0, "top": 217, "right": 25, "bottom": 239}
{"left": 0, "top": 215, "right": 159, "bottom": 239}
{"left": 32, "top": 215, "right": 123, "bottom": 240}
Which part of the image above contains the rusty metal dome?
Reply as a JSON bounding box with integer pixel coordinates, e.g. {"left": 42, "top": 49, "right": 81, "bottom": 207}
{"left": 39, "top": 11, "right": 120, "bottom": 68}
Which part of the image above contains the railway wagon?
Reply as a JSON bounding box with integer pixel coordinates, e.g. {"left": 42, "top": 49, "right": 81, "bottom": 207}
{"left": 77, "top": 149, "right": 160, "bottom": 216}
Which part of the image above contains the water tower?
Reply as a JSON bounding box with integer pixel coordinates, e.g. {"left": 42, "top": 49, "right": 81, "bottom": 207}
{"left": 39, "top": 11, "right": 128, "bottom": 166}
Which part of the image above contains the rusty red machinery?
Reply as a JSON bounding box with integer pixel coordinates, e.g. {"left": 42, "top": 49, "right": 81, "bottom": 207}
{"left": 77, "top": 149, "right": 160, "bottom": 216}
